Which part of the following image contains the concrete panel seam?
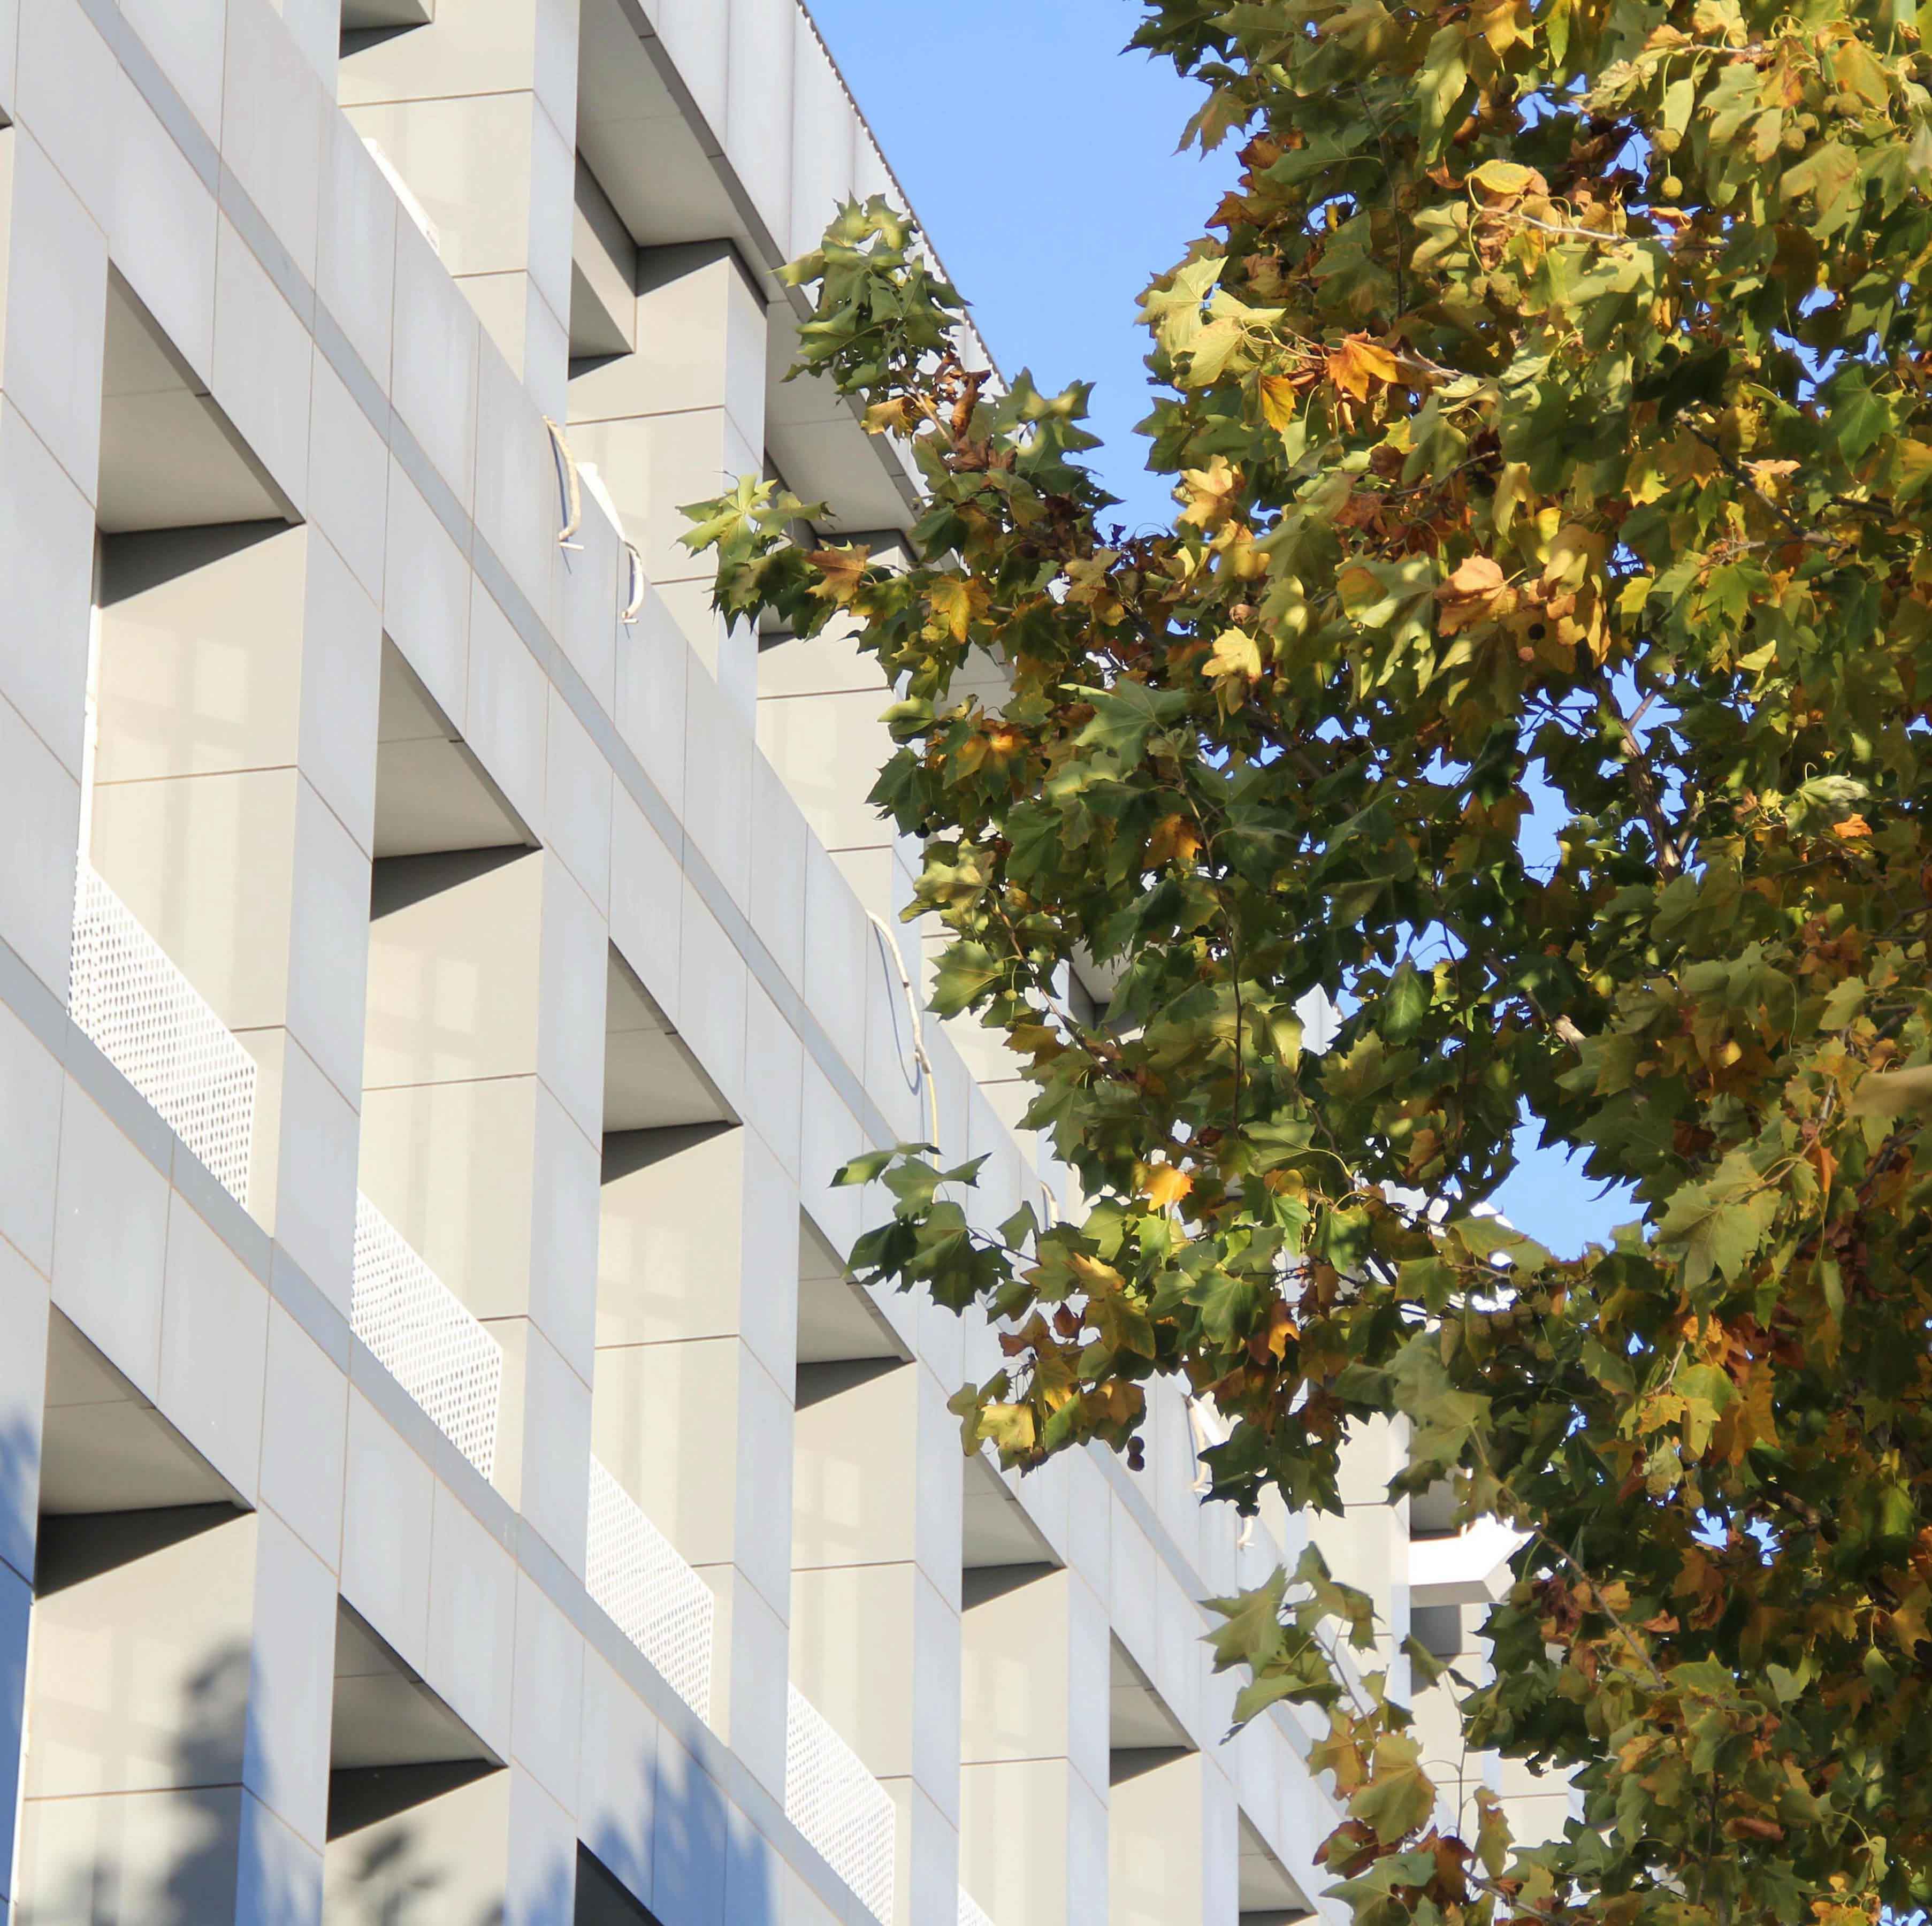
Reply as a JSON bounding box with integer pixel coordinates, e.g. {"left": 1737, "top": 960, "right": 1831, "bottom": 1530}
{"left": 312, "top": 300, "right": 390, "bottom": 438}
{"left": 170, "top": 1135, "right": 274, "bottom": 1281}
{"left": 218, "top": 158, "right": 317, "bottom": 330}
{"left": 268, "top": 1246, "right": 353, "bottom": 1371}
{"left": 345, "top": 1324, "right": 520, "bottom": 1548}
{"left": 61, "top": 1015, "right": 180, "bottom": 1181}
{"left": 0, "top": 925, "right": 68, "bottom": 1060}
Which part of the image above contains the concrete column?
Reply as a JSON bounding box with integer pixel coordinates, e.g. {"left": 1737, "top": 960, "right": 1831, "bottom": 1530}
{"left": 791, "top": 1357, "right": 963, "bottom": 1926}
{"left": 14, "top": 1503, "right": 338, "bottom": 1924}
{"left": 0, "top": 1229, "right": 55, "bottom": 1926}
{"left": 959, "top": 1565, "right": 1111, "bottom": 1926}
{"left": 0, "top": 123, "right": 107, "bottom": 1005}
{"left": 567, "top": 243, "right": 767, "bottom": 716}
{"left": 89, "top": 520, "right": 380, "bottom": 1317}
{"left": 0, "top": 134, "right": 79, "bottom": 1867}
{"left": 339, "top": 0, "right": 580, "bottom": 414}
{"left": 593, "top": 1122, "right": 796, "bottom": 1798}
{"left": 359, "top": 843, "right": 604, "bottom": 1572}
{"left": 269, "top": 0, "right": 341, "bottom": 85}
{"left": 1108, "top": 1748, "right": 1241, "bottom": 1926}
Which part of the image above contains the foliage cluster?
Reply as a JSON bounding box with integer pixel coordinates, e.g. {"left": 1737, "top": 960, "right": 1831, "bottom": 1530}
{"left": 686, "top": 0, "right": 1932, "bottom": 1917}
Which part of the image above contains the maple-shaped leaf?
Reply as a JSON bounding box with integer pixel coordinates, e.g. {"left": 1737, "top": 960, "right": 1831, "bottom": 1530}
{"left": 683, "top": 10, "right": 1932, "bottom": 1917}
{"left": 1071, "top": 681, "right": 1191, "bottom": 761}
{"left": 1178, "top": 454, "right": 1242, "bottom": 528}
{"left": 807, "top": 543, "right": 870, "bottom": 605}
{"left": 1350, "top": 1733, "right": 1436, "bottom": 1844}
{"left": 1326, "top": 334, "right": 1400, "bottom": 401}
{"left": 1258, "top": 373, "right": 1300, "bottom": 433}
{"left": 1309, "top": 1716, "right": 1370, "bottom": 1795}
{"left": 1473, "top": 1787, "right": 1511, "bottom": 1878}
{"left": 1139, "top": 1163, "right": 1194, "bottom": 1210}
{"left": 1147, "top": 813, "right": 1204, "bottom": 865}
{"left": 1204, "top": 1566, "right": 1289, "bottom": 1676}
{"left": 1434, "top": 553, "right": 1514, "bottom": 634}
{"left": 1654, "top": 1150, "right": 1778, "bottom": 1294}
{"left": 929, "top": 942, "right": 1006, "bottom": 1019}
{"left": 1468, "top": 157, "right": 1546, "bottom": 200}
{"left": 1205, "top": 628, "right": 1264, "bottom": 683}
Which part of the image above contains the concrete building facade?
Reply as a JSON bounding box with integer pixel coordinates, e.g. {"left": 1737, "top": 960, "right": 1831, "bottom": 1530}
{"left": 0, "top": 2, "right": 1548, "bottom": 1922}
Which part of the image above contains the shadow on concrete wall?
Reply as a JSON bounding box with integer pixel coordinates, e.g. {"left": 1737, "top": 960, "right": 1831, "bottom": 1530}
{"left": 2, "top": 1480, "right": 799, "bottom": 1926}
{"left": 0, "top": 1412, "right": 39, "bottom": 1576}
{"left": 17, "top": 1643, "right": 276, "bottom": 1926}
{"left": 579, "top": 1731, "right": 798, "bottom": 1926}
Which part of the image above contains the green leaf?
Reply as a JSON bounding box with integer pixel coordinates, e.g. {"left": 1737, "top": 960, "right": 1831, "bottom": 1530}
{"left": 1654, "top": 1151, "right": 1779, "bottom": 1294}
{"left": 1070, "top": 681, "right": 1192, "bottom": 762}
{"left": 1350, "top": 1733, "right": 1436, "bottom": 1844}
{"left": 1205, "top": 1567, "right": 1289, "bottom": 1675}
{"left": 929, "top": 942, "right": 1006, "bottom": 1018}
{"left": 1383, "top": 959, "right": 1430, "bottom": 1042}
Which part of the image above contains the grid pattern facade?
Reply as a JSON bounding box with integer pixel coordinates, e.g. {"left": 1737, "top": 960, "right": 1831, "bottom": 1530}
{"left": 67, "top": 860, "right": 258, "bottom": 1207}
{"left": 351, "top": 1190, "right": 506, "bottom": 1481}
{"left": 585, "top": 1455, "right": 716, "bottom": 1723}
{"left": 786, "top": 1683, "right": 899, "bottom": 1926}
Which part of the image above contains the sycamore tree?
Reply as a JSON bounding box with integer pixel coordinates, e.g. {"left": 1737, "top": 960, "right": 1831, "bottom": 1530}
{"left": 685, "top": 0, "right": 1932, "bottom": 1918}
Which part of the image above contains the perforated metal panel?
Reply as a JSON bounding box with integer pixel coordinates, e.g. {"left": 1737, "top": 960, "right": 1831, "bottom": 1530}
{"left": 351, "top": 1192, "right": 503, "bottom": 1479}
{"left": 585, "top": 1456, "right": 715, "bottom": 1722}
{"left": 785, "top": 1685, "right": 897, "bottom": 1924}
{"left": 68, "top": 862, "right": 257, "bottom": 1205}
{"left": 958, "top": 1889, "right": 997, "bottom": 1926}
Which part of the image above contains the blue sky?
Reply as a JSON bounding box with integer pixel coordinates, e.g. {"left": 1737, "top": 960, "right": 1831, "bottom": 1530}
{"left": 806, "top": 0, "right": 1636, "bottom": 1255}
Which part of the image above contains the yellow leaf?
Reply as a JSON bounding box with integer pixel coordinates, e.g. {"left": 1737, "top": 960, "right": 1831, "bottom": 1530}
{"left": 1213, "top": 523, "right": 1268, "bottom": 582}
{"left": 1178, "top": 454, "right": 1241, "bottom": 530}
{"left": 1469, "top": 157, "right": 1544, "bottom": 201}
{"left": 1326, "top": 334, "right": 1400, "bottom": 402}
{"left": 1205, "top": 627, "right": 1264, "bottom": 683}
{"left": 1308, "top": 1719, "right": 1368, "bottom": 1793}
{"left": 1897, "top": 439, "right": 1932, "bottom": 490}
{"left": 1470, "top": 0, "right": 1532, "bottom": 54}
{"left": 1540, "top": 522, "right": 1602, "bottom": 592}
{"left": 1336, "top": 562, "right": 1386, "bottom": 616}
{"left": 979, "top": 1402, "right": 1037, "bottom": 1461}
{"left": 925, "top": 575, "right": 976, "bottom": 644}
{"left": 1262, "top": 1300, "right": 1297, "bottom": 1360}
{"left": 1139, "top": 1163, "right": 1194, "bottom": 1210}
{"left": 1832, "top": 36, "right": 1890, "bottom": 110}
{"left": 1435, "top": 553, "right": 1513, "bottom": 635}
{"left": 1890, "top": 1585, "right": 1931, "bottom": 1653}
{"left": 1831, "top": 813, "right": 1871, "bottom": 840}
{"left": 1258, "top": 374, "right": 1300, "bottom": 434}
{"left": 1147, "top": 813, "right": 1204, "bottom": 866}
{"left": 1491, "top": 460, "right": 1530, "bottom": 536}
{"left": 863, "top": 397, "right": 915, "bottom": 437}
{"left": 1068, "top": 1252, "right": 1127, "bottom": 1294}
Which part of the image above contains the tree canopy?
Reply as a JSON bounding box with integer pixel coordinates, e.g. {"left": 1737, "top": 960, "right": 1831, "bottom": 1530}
{"left": 685, "top": 0, "right": 1932, "bottom": 1917}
